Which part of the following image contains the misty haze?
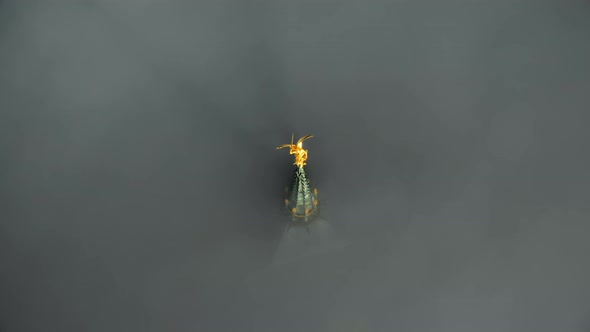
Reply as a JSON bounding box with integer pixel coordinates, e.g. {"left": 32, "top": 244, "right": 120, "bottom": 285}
{"left": 1, "top": 1, "right": 590, "bottom": 331}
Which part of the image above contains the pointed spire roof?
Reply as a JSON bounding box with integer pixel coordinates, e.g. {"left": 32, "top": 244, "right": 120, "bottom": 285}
{"left": 285, "top": 166, "right": 319, "bottom": 223}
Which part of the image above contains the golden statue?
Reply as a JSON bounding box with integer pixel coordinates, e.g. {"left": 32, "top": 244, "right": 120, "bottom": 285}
{"left": 276, "top": 134, "right": 314, "bottom": 167}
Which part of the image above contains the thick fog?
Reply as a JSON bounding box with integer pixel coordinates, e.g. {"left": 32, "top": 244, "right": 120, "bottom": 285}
{"left": 1, "top": 1, "right": 590, "bottom": 331}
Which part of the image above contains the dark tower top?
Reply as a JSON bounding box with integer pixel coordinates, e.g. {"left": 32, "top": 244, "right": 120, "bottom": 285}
{"left": 285, "top": 166, "right": 319, "bottom": 223}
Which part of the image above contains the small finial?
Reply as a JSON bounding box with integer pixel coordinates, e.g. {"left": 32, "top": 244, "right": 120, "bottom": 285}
{"left": 276, "top": 134, "right": 314, "bottom": 167}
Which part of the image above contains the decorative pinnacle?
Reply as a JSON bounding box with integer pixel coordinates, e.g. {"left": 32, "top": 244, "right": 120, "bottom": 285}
{"left": 276, "top": 134, "right": 314, "bottom": 167}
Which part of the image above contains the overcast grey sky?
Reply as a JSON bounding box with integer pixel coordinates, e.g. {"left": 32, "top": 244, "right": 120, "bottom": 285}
{"left": 1, "top": 1, "right": 590, "bottom": 331}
